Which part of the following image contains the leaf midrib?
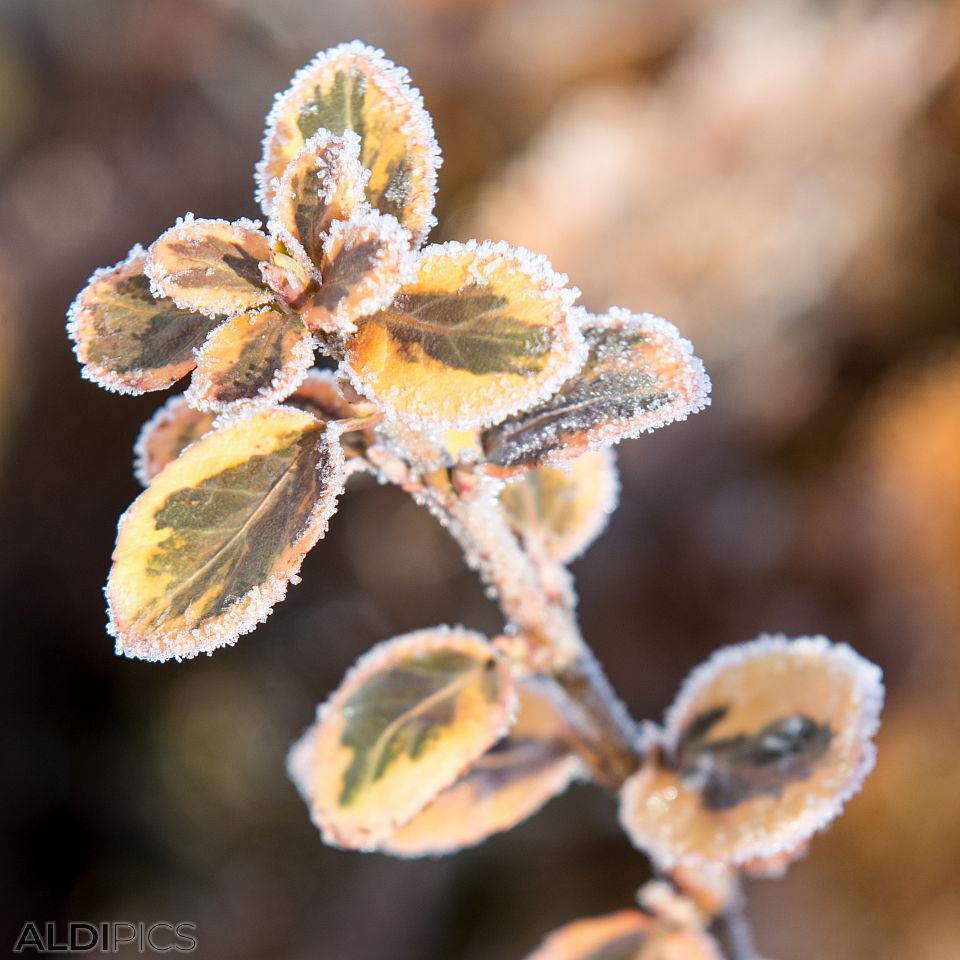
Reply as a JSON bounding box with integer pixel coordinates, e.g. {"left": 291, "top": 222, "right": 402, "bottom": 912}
{"left": 144, "top": 429, "right": 321, "bottom": 624}
{"left": 351, "top": 659, "right": 490, "bottom": 798}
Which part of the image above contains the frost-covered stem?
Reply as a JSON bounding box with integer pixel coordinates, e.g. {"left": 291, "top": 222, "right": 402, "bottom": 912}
{"left": 433, "top": 479, "right": 640, "bottom": 788}
{"left": 715, "top": 884, "right": 760, "bottom": 960}
{"left": 374, "top": 422, "right": 640, "bottom": 788}
{"left": 551, "top": 649, "right": 642, "bottom": 789}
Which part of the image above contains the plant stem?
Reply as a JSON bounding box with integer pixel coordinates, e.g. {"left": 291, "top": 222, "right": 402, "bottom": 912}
{"left": 379, "top": 422, "right": 642, "bottom": 789}
{"left": 441, "top": 480, "right": 641, "bottom": 788}
{"left": 715, "top": 884, "right": 760, "bottom": 960}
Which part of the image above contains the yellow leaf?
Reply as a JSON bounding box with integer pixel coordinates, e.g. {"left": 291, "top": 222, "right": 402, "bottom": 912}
{"left": 133, "top": 395, "right": 216, "bottom": 486}
{"left": 342, "top": 240, "right": 585, "bottom": 429}
{"left": 257, "top": 42, "right": 440, "bottom": 245}
{"left": 619, "top": 635, "right": 884, "bottom": 868}
{"left": 287, "top": 626, "right": 516, "bottom": 850}
{"left": 482, "top": 309, "right": 711, "bottom": 475}
{"left": 185, "top": 306, "right": 315, "bottom": 411}
{"left": 146, "top": 216, "right": 273, "bottom": 318}
{"left": 269, "top": 131, "right": 368, "bottom": 271}
{"left": 382, "top": 680, "right": 582, "bottom": 857}
{"left": 524, "top": 910, "right": 722, "bottom": 960}
{"left": 67, "top": 245, "right": 220, "bottom": 394}
{"left": 300, "top": 208, "right": 412, "bottom": 335}
{"left": 499, "top": 449, "right": 619, "bottom": 564}
{"left": 108, "top": 407, "right": 343, "bottom": 662}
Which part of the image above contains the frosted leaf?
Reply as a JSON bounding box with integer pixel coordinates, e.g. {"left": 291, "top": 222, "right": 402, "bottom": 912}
{"left": 523, "top": 910, "right": 723, "bottom": 960}
{"left": 133, "top": 395, "right": 217, "bottom": 486}
{"left": 287, "top": 625, "right": 516, "bottom": 850}
{"left": 268, "top": 130, "right": 368, "bottom": 271}
{"left": 341, "top": 239, "right": 586, "bottom": 430}
{"left": 257, "top": 41, "right": 441, "bottom": 246}
{"left": 67, "top": 245, "right": 221, "bottom": 395}
{"left": 498, "top": 448, "right": 619, "bottom": 564}
{"left": 481, "top": 309, "right": 710, "bottom": 475}
{"left": 288, "top": 368, "right": 364, "bottom": 421}
{"left": 145, "top": 215, "right": 274, "bottom": 319}
{"left": 381, "top": 679, "right": 582, "bottom": 857}
{"left": 184, "top": 305, "right": 315, "bottom": 412}
{"left": 619, "top": 635, "right": 884, "bottom": 868}
{"left": 300, "top": 208, "right": 414, "bottom": 336}
{"left": 108, "top": 407, "right": 344, "bottom": 662}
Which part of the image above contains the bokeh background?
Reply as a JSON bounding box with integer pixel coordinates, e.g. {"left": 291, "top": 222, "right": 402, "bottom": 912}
{"left": 1, "top": 0, "right": 959, "bottom": 957}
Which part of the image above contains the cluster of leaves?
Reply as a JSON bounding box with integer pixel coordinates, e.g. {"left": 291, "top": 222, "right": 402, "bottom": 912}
{"left": 68, "top": 43, "right": 885, "bottom": 960}
{"left": 68, "top": 42, "right": 709, "bottom": 664}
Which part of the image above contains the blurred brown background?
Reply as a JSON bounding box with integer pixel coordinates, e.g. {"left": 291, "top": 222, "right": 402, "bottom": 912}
{"left": 1, "top": 0, "right": 959, "bottom": 957}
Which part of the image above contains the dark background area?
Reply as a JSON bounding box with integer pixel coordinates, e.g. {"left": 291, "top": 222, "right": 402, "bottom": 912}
{"left": 1, "top": 0, "right": 959, "bottom": 957}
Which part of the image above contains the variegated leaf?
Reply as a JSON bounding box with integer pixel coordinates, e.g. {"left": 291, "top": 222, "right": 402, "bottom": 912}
{"left": 67, "top": 245, "right": 221, "bottom": 394}
{"left": 481, "top": 309, "right": 711, "bottom": 475}
{"left": 269, "top": 131, "right": 368, "bottom": 271}
{"left": 146, "top": 216, "right": 273, "bottom": 318}
{"left": 108, "top": 407, "right": 343, "bottom": 662}
{"left": 499, "top": 449, "right": 619, "bottom": 564}
{"left": 342, "top": 241, "right": 585, "bottom": 429}
{"left": 301, "top": 209, "right": 412, "bottom": 335}
{"left": 133, "top": 395, "right": 217, "bottom": 486}
{"left": 288, "top": 626, "right": 516, "bottom": 850}
{"left": 619, "top": 636, "right": 884, "bottom": 868}
{"left": 257, "top": 42, "right": 440, "bottom": 245}
{"left": 185, "top": 306, "right": 315, "bottom": 411}
{"left": 524, "top": 910, "right": 722, "bottom": 960}
{"left": 382, "top": 680, "right": 582, "bottom": 857}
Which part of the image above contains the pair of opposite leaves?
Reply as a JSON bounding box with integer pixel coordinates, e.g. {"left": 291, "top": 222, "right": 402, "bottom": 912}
{"left": 288, "top": 628, "right": 882, "bottom": 879}
{"left": 67, "top": 41, "right": 710, "bottom": 663}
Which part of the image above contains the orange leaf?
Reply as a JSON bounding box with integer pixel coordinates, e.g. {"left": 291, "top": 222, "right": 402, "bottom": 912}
{"left": 619, "top": 635, "right": 884, "bottom": 867}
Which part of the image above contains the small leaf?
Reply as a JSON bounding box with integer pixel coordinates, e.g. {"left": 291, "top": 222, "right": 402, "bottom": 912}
{"left": 269, "top": 131, "right": 368, "bottom": 271}
{"left": 185, "top": 306, "right": 315, "bottom": 411}
{"left": 146, "top": 215, "right": 273, "bottom": 318}
{"left": 524, "top": 910, "right": 722, "bottom": 960}
{"left": 257, "top": 42, "right": 440, "bottom": 245}
{"left": 287, "top": 626, "right": 516, "bottom": 850}
{"left": 108, "top": 407, "right": 343, "bottom": 662}
{"left": 499, "top": 449, "right": 619, "bottom": 564}
{"left": 342, "top": 240, "right": 585, "bottom": 429}
{"left": 301, "top": 208, "right": 413, "bottom": 335}
{"left": 133, "top": 395, "right": 216, "bottom": 486}
{"left": 619, "top": 635, "right": 884, "bottom": 868}
{"left": 382, "top": 680, "right": 582, "bottom": 857}
{"left": 481, "top": 309, "right": 711, "bottom": 475}
{"left": 67, "top": 245, "right": 221, "bottom": 394}
{"left": 288, "top": 368, "right": 365, "bottom": 422}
